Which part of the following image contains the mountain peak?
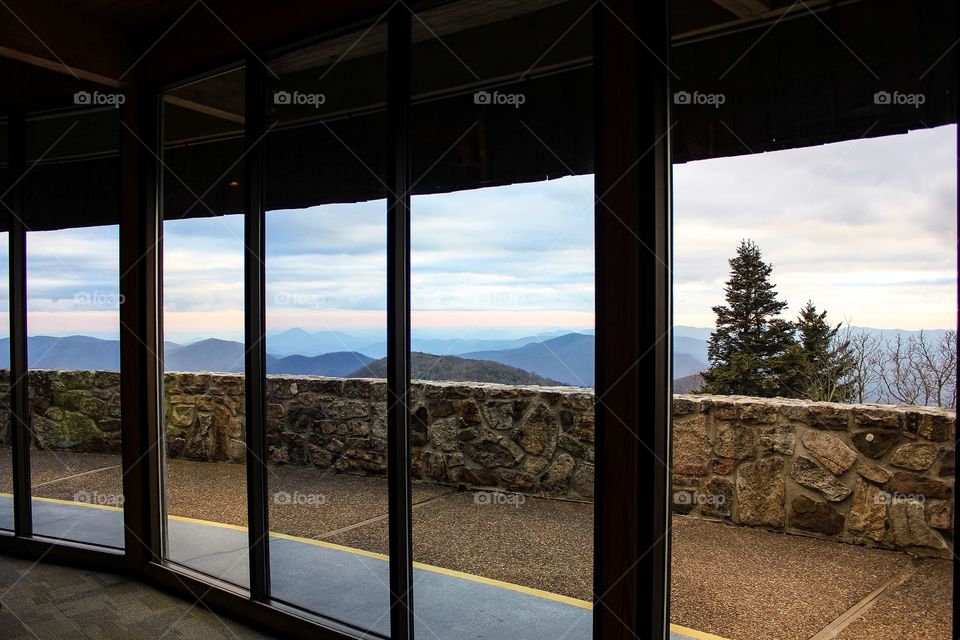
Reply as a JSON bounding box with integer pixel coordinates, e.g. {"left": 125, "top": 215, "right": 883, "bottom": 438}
{"left": 273, "top": 327, "right": 313, "bottom": 338}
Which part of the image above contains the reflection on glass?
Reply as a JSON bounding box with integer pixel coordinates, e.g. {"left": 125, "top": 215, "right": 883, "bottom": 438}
{"left": 409, "top": 2, "right": 595, "bottom": 638}
{"left": 161, "top": 68, "right": 249, "bottom": 587}
{"left": 0, "top": 225, "right": 10, "bottom": 531}
{"left": 0, "top": 118, "right": 8, "bottom": 531}
{"left": 264, "top": 22, "right": 392, "bottom": 633}
{"left": 23, "top": 108, "right": 123, "bottom": 548}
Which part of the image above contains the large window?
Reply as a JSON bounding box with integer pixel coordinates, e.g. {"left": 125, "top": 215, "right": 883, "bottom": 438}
{"left": 1, "top": 3, "right": 956, "bottom": 640}
{"left": 24, "top": 108, "right": 123, "bottom": 548}
{"left": 263, "top": 21, "right": 391, "bottom": 632}
{"left": 667, "top": 4, "right": 957, "bottom": 639}
{"left": 148, "top": 3, "right": 598, "bottom": 636}
{"left": 407, "top": 2, "right": 595, "bottom": 638}
{"left": 160, "top": 67, "right": 249, "bottom": 586}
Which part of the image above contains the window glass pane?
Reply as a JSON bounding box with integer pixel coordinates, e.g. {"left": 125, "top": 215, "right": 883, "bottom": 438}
{"left": 668, "top": 4, "right": 956, "bottom": 639}
{"left": 24, "top": 107, "right": 123, "bottom": 548}
{"left": 407, "top": 2, "right": 595, "bottom": 638}
{"left": 161, "top": 68, "right": 249, "bottom": 587}
{"left": 263, "top": 21, "right": 392, "bottom": 633}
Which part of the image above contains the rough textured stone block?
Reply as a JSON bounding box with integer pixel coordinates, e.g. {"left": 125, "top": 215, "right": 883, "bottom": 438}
{"left": 758, "top": 424, "right": 796, "bottom": 456}
{"left": 714, "top": 421, "right": 757, "bottom": 459}
{"left": 888, "top": 472, "right": 952, "bottom": 500}
{"left": 789, "top": 495, "right": 844, "bottom": 535}
{"left": 511, "top": 403, "right": 558, "bottom": 458}
{"left": 736, "top": 456, "right": 785, "bottom": 527}
{"left": 573, "top": 463, "right": 595, "bottom": 499}
{"left": 926, "top": 500, "right": 953, "bottom": 531}
{"left": 739, "top": 402, "right": 779, "bottom": 424}
{"left": 889, "top": 443, "right": 940, "bottom": 471}
{"left": 701, "top": 476, "right": 733, "bottom": 518}
{"left": 856, "top": 461, "right": 891, "bottom": 485}
{"left": 801, "top": 430, "right": 857, "bottom": 475}
{"left": 541, "top": 453, "right": 575, "bottom": 493}
{"left": 806, "top": 404, "right": 850, "bottom": 430}
{"left": 672, "top": 416, "right": 712, "bottom": 476}
{"left": 792, "top": 456, "right": 852, "bottom": 502}
{"left": 889, "top": 500, "right": 946, "bottom": 550}
{"left": 847, "top": 480, "right": 887, "bottom": 541}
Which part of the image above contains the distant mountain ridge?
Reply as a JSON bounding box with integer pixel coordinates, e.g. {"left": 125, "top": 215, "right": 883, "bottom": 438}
{"left": 265, "top": 327, "right": 591, "bottom": 359}
{"left": 0, "top": 336, "right": 121, "bottom": 371}
{"left": 0, "top": 336, "right": 373, "bottom": 377}
{"left": 350, "top": 352, "right": 564, "bottom": 386}
{"left": 465, "top": 332, "right": 596, "bottom": 387}
{"left": 0, "top": 331, "right": 705, "bottom": 385}
{"left": 3, "top": 326, "right": 946, "bottom": 389}
{"left": 269, "top": 352, "right": 373, "bottom": 376}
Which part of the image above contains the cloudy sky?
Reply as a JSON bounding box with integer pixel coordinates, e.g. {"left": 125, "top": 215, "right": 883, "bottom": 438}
{"left": 5, "top": 124, "right": 955, "bottom": 342}
{"left": 674, "top": 124, "right": 957, "bottom": 330}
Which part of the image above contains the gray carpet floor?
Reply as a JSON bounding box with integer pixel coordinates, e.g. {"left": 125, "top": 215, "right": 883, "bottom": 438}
{"left": 0, "top": 554, "right": 275, "bottom": 640}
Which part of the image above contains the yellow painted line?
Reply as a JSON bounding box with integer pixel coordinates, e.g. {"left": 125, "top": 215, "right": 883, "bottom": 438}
{"left": 7, "top": 493, "right": 124, "bottom": 512}
{"left": 6, "top": 494, "right": 730, "bottom": 640}
{"left": 167, "top": 513, "right": 248, "bottom": 532}
{"left": 669, "top": 624, "right": 732, "bottom": 640}
{"left": 411, "top": 561, "right": 592, "bottom": 610}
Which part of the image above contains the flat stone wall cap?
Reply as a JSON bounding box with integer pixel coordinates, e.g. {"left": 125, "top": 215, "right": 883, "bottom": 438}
{"left": 676, "top": 393, "right": 955, "bottom": 418}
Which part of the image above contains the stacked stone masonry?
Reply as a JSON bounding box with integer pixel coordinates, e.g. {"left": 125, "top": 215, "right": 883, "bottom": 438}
{"left": 0, "top": 370, "right": 953, "bottom": 557}
{"left": 672, "top": 395, "right": 955, "bottom": 558}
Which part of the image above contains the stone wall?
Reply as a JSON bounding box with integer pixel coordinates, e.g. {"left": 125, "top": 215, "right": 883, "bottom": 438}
{"left": 0, "top": 370, "right": 954, "bottom": 556}
{"left": 163, "top": 372, "right": 598, "bottom": 500}
{"left": 0, "top": 370, "right": 122, "bottom": 452}
{"left": 0, "top": 370, "right": 596, "bottom": 500}
{"left": 672, "top": 395, "right": 955, "bottom": 558}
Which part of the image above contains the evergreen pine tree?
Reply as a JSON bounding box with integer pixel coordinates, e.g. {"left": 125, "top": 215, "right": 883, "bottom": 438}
{"left": 701, "top": 240, "right": 796, "bottom": 396}
{"left": 793, "top": 300, "right": 854, "bottom": 401}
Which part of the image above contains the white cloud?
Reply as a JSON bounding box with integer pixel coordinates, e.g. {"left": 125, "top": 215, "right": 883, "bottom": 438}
{"left": 674, "top": 125, "right": 957, "bottom": 329}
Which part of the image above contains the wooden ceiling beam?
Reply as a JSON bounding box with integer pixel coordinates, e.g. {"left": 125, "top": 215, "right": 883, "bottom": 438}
{"left": 137, "top": 0, "right": 392, "bottom": 87}
{"left": 0, "top": 0, "right": 135, "bottom": 88}
{"left": 710, "top": 0, "right": 772, "bottom": 19}
{"left": 163, "top": 95, "right": 245, "bottom": 124}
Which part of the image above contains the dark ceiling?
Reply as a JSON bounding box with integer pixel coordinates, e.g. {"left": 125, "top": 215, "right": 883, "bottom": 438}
{"left": 51, "top": 0, "right": 198, "bottom": 29}
{"left": 0, "top": 0, "right": 956, "bottom": 230}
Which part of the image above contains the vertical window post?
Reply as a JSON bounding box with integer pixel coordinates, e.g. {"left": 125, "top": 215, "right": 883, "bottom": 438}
{"left": 387, "top": 4, "right": 414, "bottom": 639}
{"left": 119, "top": 88, "right": 164, "bottom": 567}
{"left": 594, "top": 1, "right": 672, "bottom": 638}
{"left": 245, "top": 59, "right": 271, "bottom": 601}
{"left": 8, "top": 110, "right": 31, "bottom": 539}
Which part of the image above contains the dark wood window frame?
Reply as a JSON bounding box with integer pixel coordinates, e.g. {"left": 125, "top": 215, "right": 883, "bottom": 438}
{"left": 0, "top": 2, "right": 674, "bottom": 639}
